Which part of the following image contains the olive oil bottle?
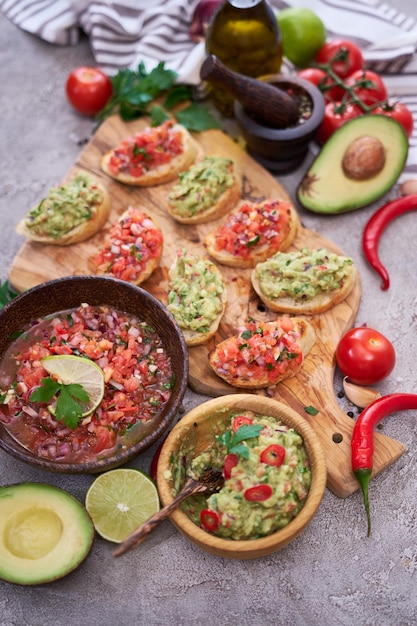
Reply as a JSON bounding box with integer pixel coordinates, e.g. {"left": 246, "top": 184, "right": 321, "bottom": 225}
{"left": 205, "top": 0, "right": 283, "bottom": 116}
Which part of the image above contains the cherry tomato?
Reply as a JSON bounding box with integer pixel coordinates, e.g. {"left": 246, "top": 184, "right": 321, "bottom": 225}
{"left": 345, "top": 70, "right": 387, "bottom": 106}
{"left": 65, "top": 66, "right": 112, "bottom": 116}
{"left": 315, "top": 39, "right": 364, "bottom": 79}
{"left": 200, "top": 509, "right": 220, "bottom": 532}
{"left": 260, "top": 444, "right": 286, "bottom": 467}
{"left": 372, "top": 101, "right": 414, "bottom": 138}
{"left": 297, "top": 68, "right": 344, "bottom": 101}
{"left": 316, "top": 101, "right": 363, "bottom": 145}
{"left": 244, "top": 484, "right": 273, "bottom": 502}
{"left": 335, "top": 327, "right": 396, "bottom": 385}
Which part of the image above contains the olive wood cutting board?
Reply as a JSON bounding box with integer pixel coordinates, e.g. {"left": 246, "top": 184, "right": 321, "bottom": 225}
{"left": 8, "top": 115, "right": 405, "bottom": 498}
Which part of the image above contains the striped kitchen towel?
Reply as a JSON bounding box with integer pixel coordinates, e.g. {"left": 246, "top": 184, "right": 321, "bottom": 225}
{"left": 1, "top": 0, "right": 416, "bottom": 175}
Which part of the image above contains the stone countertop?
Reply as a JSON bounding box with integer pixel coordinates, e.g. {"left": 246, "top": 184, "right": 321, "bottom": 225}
{"left": 1, "top": 3, "right": 417, "bottom": 625}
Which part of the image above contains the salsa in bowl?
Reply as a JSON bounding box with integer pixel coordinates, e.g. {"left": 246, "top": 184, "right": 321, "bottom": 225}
{"left": 0, "top": 276, "right": 188, "bottom": 473}
{"left": 156, "top": 394, "right": 327, "bottom": 559}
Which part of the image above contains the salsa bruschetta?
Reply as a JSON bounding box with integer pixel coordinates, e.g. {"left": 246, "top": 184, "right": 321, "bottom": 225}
{"left": 208, "top": 316, "right": 316, "bottom": 389}
{"left": 90, "top": 206, "right": 163, "bottom": 284}
{"left": 167, "top": 156, "right": 242, "bottom": 224}
{"left": 167, "top": 250, "right": 227, "bottom": 346}
{"left": 16, "top": 173, "right": 111, "bottom": 246}
{"left": 251, "top": 247, "right": 358, "bottom": 315}
{"left": 205, "top": 198, "right": 299, "bottom": 268}
{"left": 101, "top": 120, "right": 199, "bottom": 186}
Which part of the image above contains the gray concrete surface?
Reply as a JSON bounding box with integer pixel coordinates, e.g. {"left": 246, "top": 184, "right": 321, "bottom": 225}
{"left": 1, "top": 2, "right": 417, "bottom": 625}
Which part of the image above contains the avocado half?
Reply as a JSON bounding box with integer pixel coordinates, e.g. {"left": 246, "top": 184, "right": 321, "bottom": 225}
{"left": 0, "top": 482, "right": 94, "bottom": 585}
{"left": 297, "top": 115, "right": 409, "bottom": 214}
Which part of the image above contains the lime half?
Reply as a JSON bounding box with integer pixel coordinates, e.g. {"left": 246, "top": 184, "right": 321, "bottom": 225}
{"left": 85, "top": 469, "right": 160, "bottom": 543}
{"left": 41, "top": 354, "right": 105, "bottom": 417}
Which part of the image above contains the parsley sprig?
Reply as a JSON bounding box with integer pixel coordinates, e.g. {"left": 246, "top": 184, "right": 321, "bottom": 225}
{"left": 0, "top": 280, "right": 18, "bottom": 309}
{"left": 95, "top": 61, "right": 220, "bottom": 132}
{"left": 216, "top": 423, "right": 264, "bottom": 460}
{"left": 30, "top": 377, "right": 90, "bottom": 430}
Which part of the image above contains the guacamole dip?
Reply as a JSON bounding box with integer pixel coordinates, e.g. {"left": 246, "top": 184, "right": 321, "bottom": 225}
{"left": 178, "top": 412, "right": 311, "bottom": 540}
{"left": 168, "top": 156, "right": 235, "bottom": 218}
{"left": 167, "top": 252, "right": 225, "bottom": 333}
{"left": 23, "top": 174, "right": 103, "bottom": 239}
{"left": 253, "top": 247, "right": 354, "bottom": 301}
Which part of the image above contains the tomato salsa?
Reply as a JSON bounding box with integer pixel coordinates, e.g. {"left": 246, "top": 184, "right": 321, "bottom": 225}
{"left": 0, "top": 304, "right": 173, "bottom": 463}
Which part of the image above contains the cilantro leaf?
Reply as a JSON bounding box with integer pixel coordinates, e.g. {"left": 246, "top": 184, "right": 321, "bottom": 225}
{"left": 216, "top": 423, "right": 263, "bottom": 459}
{"left": 0, "top": 280, "right": 18, "bottom": 309}
{"left": 175, "top": 103, "right": 220, "bottom": 131}
{"left": 304, "top": 405, "right": 319, "bottom": 416}
{"left": 29, "top": 378, "right": 90, "bottom": 430}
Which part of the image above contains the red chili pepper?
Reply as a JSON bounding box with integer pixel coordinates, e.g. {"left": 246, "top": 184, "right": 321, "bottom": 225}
{"left": 351, "top": 393, "right": 417, "bottom": 537}
{"left": 200, "top": 509, "right": 220, "bottom": 532}
{"left": 244, "top": 484, "right": 273, "bottom": 502}
{"left": 232, "top": 415, "right": 252, "bottom": 431}
{"left": 260, "top": 444, "right": 286, "bottom": 467}
{"left": 362, "top": 195, "right": 417, "bottom": 290}
{"left": 223, "top": 453, "right": 239, "bottom": 479}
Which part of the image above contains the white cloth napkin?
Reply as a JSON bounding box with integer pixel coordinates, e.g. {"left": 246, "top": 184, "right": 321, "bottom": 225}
{"left": 1, "top": 0, "right": 416, "bottom": 176}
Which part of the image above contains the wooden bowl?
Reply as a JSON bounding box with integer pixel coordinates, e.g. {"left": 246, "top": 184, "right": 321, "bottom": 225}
{"left": 0, "top": 276, "right": 188, "bottom": 474}
{"left": 234, "top": 75, "right": 325, "bottom": 174}
{"left": 157, "top": 394, "right": 327, "bottom": 559}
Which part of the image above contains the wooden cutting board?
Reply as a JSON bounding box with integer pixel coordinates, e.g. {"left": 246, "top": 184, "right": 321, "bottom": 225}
{"left": 9, "top": 115, "right": 405, "bottom": 498}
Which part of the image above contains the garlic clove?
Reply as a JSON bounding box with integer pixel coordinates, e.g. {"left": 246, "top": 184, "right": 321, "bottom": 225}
{"left": 342, "top": 377, "right": 381, "bottom": 408}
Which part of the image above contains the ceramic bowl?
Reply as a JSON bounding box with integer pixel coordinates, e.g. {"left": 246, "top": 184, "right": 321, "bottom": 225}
{"left": 0, "top": 276, "right": 188, "bottom": 474}
{"left": 234, "top": 75, "right": 325, "bottom": 174}
{"left": 157, "top": 394, "right": 327, "bottom": 559}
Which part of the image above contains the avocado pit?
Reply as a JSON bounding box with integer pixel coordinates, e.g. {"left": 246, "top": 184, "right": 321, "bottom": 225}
{"left": 342, "top": 136, "right": 386, "bottom": 181}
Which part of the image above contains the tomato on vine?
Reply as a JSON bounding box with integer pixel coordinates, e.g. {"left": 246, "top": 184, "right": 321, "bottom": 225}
{"left": 315, "top": 39, "right": 364, "bottom": 79}
{"left": 345, "top": 70, "right": 387, "bottom": 106}
{"left": 372, "top": 101, "right": 414, "bottom": 137}
{"left": 297, "top": 67, "right": 344, "bottom": 101}
{"left": 316, "top": 101, "right": 363, "bottom": 144}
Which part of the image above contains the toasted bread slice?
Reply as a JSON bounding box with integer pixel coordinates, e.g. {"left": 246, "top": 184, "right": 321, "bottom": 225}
{"left": 90, "top": 207, "right": 163, "bottom": 285}
{"left": 208, "top": 316, "right": 316, "bottom": 389}
{"left": 167, "top": 251, "right": 227, "bottom": 346}
{"left": 101, "top": 120, "right": 199, "bottom": 187}
{"left": 166, "top": 156, "right": 242, "bottom": 224}
{"left": 252, "top": 248, "right": 358, "bottom": 315}
{"left": 16, "top": 174, "right": 111, "bottom": 246}
{"left": 205, "top": 198, "right": 299, "bottom": 269}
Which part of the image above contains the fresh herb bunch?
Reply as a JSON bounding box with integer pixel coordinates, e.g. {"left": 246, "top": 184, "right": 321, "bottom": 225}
{"left": 30, "top": 377, "right": 90, "bottom": 430}
{"left": 96, "top": 61, "right": 219, "bottom": 132}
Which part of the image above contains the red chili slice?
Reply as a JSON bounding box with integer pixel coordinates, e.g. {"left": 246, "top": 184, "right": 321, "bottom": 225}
{"left": 223, "top": 453, "right": 239, "bottom": 479}
{"left": 232, "top": 415, "right": 253, "bottom": 431}
{"left": 200, "top": 509, "right": 220, "bottom": 532}
{"left": 244, "top": 484, "right": 273, "bottom": 502}
{"left": 260, "top": 444, "right": 286, "bottom": 467}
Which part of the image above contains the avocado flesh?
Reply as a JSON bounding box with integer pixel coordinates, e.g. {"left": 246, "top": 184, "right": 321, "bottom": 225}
{"left": 0, "top": 482, "right": 94, "bottom": 585}
{"left": 297, "top": 115, "right": 409, "bottom": 214}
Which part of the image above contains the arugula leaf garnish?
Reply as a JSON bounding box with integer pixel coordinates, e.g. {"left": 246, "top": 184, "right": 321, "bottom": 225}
{"left": 95, "top": 62, "right": 220, "bottom": 132}
{"left": 216, "top": 423, "right": 263, "bottom": 460}
{"left": 29, "top": 377, "right": 90, "bottom": 430}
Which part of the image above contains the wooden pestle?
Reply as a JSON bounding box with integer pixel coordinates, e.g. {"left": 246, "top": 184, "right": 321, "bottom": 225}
{"left": 200, "top": 55, "right": 300, "bottom": 129}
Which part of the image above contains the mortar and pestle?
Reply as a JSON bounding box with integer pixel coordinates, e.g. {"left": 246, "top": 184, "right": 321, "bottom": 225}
{"left": 200, "top": 55, "right": 325, "bottom": 173}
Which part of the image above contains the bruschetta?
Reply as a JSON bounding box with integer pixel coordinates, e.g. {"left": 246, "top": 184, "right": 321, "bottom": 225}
{"left": 90, "top": 206, "right": 163, "bottom": 285}
{"left": 101, "top": 120, "right": 199, "bottom": 186}
{"left": 205, "top": 198, "right": 299, "bottom": 268}
{"left": 166, "top": 156, "right": 242, "bottom": 224}
{"left": 208, "top": 316, "right": 316, "bottom": 389}
{"left": 16, "top": 173, "right": 111, "bottom": 246}
{"left": 167, "top": 250, "right": 227, "bottom": 346}
{"left": 251, "top": 247, "right": 358, "bottom": 315}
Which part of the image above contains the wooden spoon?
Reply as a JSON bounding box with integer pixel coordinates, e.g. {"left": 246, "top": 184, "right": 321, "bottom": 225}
{"left": 113, "top": 467, "right": 224, "bottom": 556}
{"left": 200, "top": 55, "right": 300, "bottom": 129}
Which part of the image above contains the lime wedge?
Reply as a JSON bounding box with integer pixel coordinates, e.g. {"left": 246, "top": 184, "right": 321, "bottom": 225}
{"left": 85, "top": 469, "right": 160, "bottom": 543}
{"left": 41, "top": 354, "right": 105, "bottom": 417}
